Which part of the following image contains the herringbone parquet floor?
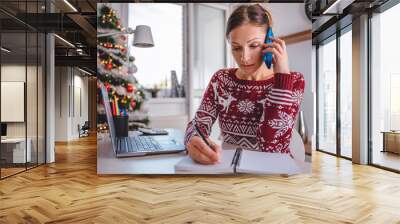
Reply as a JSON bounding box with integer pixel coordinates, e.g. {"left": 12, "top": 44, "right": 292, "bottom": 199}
{"left": 1, "top": 134, "right": 400, "bottom": 223}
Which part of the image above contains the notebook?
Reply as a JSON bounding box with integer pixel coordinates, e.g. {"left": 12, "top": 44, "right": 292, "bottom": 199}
{"left": 174, "top": 147, "right": 309, "bottom": 175}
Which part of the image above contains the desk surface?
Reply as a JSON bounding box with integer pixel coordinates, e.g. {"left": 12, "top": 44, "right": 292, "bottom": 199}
{"left": 381, "top": 131, "right": 400, "bottom": 134}
{"left": 1, "top": 137, "right": 30, "bottom": 143}
{"left": 97, "top": 129, "right": 186, "bottom": 174}
{"left": 97, "top": 129, "right": 311, "bottom": 175}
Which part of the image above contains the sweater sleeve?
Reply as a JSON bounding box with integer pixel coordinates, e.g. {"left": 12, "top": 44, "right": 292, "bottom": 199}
{"left": 184, "top": 72, "right": 220, "bottom": 146}
{"left": 256, "top": 72, "right": 305, "bottom": 153}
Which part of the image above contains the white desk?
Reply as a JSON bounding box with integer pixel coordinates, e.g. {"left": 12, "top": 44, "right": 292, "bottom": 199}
{"left": 97, "top": 130, "right": 186, "bottom": 174}
{"left": 97, "top": 129, "right": 311, "bottom": 175}
{"left": 1, "top": 138, "right": 32, "bottom": 163}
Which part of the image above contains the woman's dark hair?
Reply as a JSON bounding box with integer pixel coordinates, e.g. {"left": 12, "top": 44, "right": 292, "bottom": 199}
{"left": 226, "top": 4, "right": 273, "bottom": 40}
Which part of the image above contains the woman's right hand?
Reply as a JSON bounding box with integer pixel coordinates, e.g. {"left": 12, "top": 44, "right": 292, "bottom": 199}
{"left": 187, "top": 136, "right": 221, "bottom": 164}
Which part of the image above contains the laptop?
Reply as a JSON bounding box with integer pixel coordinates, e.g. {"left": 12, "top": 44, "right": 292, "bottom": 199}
{"left": 100, "top": 83, "right": 186, "bottom": 157}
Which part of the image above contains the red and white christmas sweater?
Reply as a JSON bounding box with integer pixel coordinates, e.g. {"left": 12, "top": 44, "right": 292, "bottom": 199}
{"left": 184, "top": 68, "right": 305, "bottom": 153}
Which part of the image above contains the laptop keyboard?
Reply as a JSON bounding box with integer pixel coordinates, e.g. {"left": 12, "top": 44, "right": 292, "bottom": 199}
{"left": 127, "top": 135, "right": 162, "bottom": 152}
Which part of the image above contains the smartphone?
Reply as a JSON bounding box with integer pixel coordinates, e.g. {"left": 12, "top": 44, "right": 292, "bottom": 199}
{"left": 138, "top": 127, "right": 168, "bottom": 135}
{"left": 263, "top": 27, "right": 274, "bottom": 69}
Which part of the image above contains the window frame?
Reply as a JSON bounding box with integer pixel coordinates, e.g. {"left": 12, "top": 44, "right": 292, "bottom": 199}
{"left": 315, "top": 24, "right": 353, "bottom": 161}
{"left": 368, "top": 1, "right": 400, "bottom": 173}
{"left": 128, "top": 3, "right": 187, "bottom": 93}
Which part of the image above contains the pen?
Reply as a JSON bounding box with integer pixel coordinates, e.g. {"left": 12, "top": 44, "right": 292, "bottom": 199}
{"left": 231, "top": 148, "right": 239, "bottom": 167}
{"left": 235, "top": 147, "right": 242, "bottom": 167}
{"left": 231, "top": 147, "right": 242, "bottom": 173}
{"left": 193, "top": 122, "right": 214, "bottom": 151}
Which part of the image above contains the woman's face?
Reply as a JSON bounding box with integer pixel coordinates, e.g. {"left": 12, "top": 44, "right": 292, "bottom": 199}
{"left": 228, "top": 23, "right": 267, "bottom": 74}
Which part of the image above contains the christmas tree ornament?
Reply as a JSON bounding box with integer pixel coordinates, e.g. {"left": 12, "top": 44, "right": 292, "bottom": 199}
{"left": 116, "top": 86, "right": 125, "bottom": 95}
{"left": 128, "top": 63, "right": 137, "bottom": 74}
{"left": 126, "top": 83, "right": 134, "bottom": 93}
{"left": 131, "top": 100, "right": 136, "bottom": 109}
{"left": 97, "top": 5, "right": 149, "bottom": 127}
{"left": 105, "top": 83, "right": 111, "bottom": 92}
{"left": 106, "top": 63, "right": 113, "bottom": 70}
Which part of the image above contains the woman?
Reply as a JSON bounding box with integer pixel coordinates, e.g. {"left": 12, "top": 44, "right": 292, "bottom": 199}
{"left": 185, "top": 4, "right": 305, "bottom": 165}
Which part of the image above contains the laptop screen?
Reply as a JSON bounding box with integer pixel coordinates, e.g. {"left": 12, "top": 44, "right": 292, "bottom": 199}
{"left": 99, "top": 82, "right": 117, "bottom": 153}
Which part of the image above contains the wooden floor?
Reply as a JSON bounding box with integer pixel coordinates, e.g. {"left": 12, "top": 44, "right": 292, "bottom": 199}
{"left": 1, "top": 135, "right": 400, "bottom": 223}
{"left": 373, "top": 151, "right": 400, "bottom": 171}
{"left": 1, "top": 167, "right": 26, "bottom": 178}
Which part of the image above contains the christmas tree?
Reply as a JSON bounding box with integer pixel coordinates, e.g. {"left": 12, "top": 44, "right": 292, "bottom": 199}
{"left": 97, "top": 5, "right": 148, "bottom": 129}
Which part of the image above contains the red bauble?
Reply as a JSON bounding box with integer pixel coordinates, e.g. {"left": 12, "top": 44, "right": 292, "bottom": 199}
{"left": 105, "top": 83, "right": 111, "bottom": 92}
{"left": 131, "top": 100, "right": 136, "bottom": 109}
{"left": 126, "top": 83, "right": 134, "bottom": 93}
{"left": 121, "top": 48, "right": 126, "bottom": 53}
{"left": 106, "top": 63, "right": 113, "bottom": 70}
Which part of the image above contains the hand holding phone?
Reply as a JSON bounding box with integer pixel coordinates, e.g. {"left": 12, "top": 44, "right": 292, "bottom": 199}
{"left": 263, "top": 27, "right": 274, "bottom": 69}
{"left": 262, "top": 29, "right": 290, "bottom": 74}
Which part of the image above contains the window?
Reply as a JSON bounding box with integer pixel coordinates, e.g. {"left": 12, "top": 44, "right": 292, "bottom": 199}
{"left": 190, "top": 4, "right": 227, "bottom": 121}
{"left": 316, "top": 25, "right": 353, "bottom": 159}
{"left": 192, "top": 4, "right": 226, "bottom": 91}
{"left": 389, "top": 74, "right": 400, "bottom": 130}
{"left": 0, "top": 0, "right": 46, "bottom": 179}
{"left": 317, "top": 36, "right": 337, "bottom": 155}
{"left": 370, "top": 3, "right": 400, "bottom": 171}
{"left": 128, "top": 3, "right": 184, "bottom": 91}
{"left": 340, "top": 28, "right": 352, "bottom": 158}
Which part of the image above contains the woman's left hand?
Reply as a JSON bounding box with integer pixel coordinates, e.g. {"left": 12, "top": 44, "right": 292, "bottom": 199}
{"left": 262, "top": 37, "right": 290, "bottom": 74}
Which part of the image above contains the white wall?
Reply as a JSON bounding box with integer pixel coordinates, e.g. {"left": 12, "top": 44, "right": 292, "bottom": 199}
{"left": 1, "top": 64, "right": 46, "bottom": 163}
{"left": 54, "top": 67, "right": 89, "bottom": 141}
{"left": 1, "top": 65, "right": 40, "bottom": 138}
{"left": 1, "top": 65, "right": 26, "bottom": 138}
{"left": 55, "top": 67, "right": 69, "bottom": 141}
{"left": 72, "top": 74, "right": 89, "bottom": 138}
{"left": 265, "top": 3, "right": 311, "bottom": 36}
